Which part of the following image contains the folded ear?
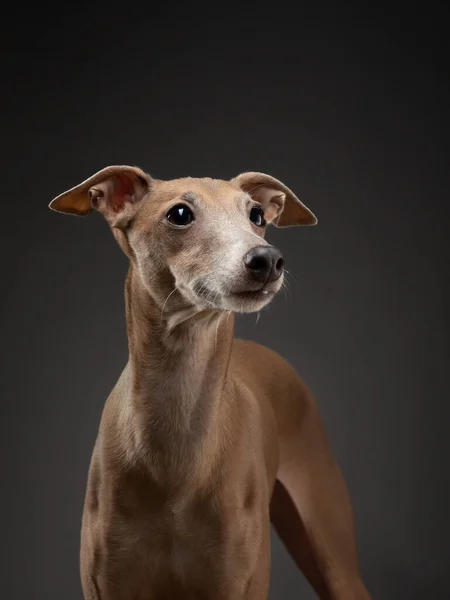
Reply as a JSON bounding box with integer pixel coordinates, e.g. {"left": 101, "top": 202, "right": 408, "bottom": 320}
{"left": 231, "top": 172, "right": 317, "bottom": 227}
{"left": 49, "top": 165, "right": 152, "bottom": 227}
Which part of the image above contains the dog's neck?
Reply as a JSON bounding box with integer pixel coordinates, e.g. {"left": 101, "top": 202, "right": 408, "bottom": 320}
{"left": 124, "top": 265, "right": 235, "bottom": 475}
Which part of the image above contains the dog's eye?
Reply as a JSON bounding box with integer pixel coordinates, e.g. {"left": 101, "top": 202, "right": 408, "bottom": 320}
{"left": 166, "top": 204, "right": 194, "bottom": 227}
{"left": 249, "top": 205, "right": 266, "bottom": 227}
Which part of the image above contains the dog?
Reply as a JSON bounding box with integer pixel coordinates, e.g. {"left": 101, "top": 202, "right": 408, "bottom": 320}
{"left": 49, "top": 166, "right": 371, "bottom": 599}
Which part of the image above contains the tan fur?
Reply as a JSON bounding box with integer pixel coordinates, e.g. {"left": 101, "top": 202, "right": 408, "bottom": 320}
{"left": 50, "top": 166, "right": 370, "bottom": 599}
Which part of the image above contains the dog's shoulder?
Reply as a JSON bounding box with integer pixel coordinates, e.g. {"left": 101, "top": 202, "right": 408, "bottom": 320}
{"left": 231, "top": 338, "right": 305, "bottom": 388}
{"left": 231, "top": 338, "right": 315, "bottom": 438}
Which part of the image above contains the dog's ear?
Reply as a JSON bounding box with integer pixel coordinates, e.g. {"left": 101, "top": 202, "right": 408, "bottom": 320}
{"left": 231, "top": 172, "right": 317, "bottom": 227}
{"left": 49, "top": 165, "right": 152, "bottom": 227}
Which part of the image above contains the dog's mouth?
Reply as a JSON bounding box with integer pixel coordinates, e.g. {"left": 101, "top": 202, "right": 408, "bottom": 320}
{"left": 228, "top": 288, "right": 274, "bottom": 301}
{"left": 192, "top": 278, "right": 281, "bottom": 312}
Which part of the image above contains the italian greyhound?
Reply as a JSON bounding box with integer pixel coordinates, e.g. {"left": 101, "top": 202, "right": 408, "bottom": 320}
{"left": 49, "top": 166, "right": 371, "bottom": 600}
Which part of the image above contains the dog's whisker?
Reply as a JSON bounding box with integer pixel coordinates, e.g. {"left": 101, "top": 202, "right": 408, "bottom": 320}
{"left": 160, "top": 287, "right": 178, "bottom": 322}
{"left": 206, "top": 287, "right": 218, "bottom": 307}
{"left": 280, "top": 279, "right": 291, "bottom": 299}
{"left": 284, "top": 269, "right": 295, "bottom": 278}
{"left": 214, "top": 310, "right": 227, "bottom": 352}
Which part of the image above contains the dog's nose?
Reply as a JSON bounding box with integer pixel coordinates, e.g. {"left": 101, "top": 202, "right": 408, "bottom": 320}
{"left": 243, "top": 246, "right": 284, "bottom": 283}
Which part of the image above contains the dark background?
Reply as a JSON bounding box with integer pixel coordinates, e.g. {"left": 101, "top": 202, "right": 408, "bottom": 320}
{"left": 2, "top": 4, "right": 449, "bottom": 599}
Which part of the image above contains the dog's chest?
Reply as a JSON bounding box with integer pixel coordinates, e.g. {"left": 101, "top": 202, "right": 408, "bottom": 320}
{"left": 148, "top": 495, "right": 264, "bottom": 597}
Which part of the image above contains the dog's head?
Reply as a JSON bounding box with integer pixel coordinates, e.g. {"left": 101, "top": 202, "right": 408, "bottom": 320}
{"left": 50, "top": 166, "right": 317, "bottom": 314}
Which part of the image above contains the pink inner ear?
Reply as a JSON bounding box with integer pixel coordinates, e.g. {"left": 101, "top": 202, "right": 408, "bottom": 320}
{"left": 111, "top": 174, "right": 135, "bottom": 213}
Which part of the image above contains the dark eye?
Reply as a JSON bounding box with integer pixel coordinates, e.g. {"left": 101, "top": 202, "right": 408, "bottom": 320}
{"left": 249, "top": 205, "right": 266, "bottom": 227}
{"left": 166, "top": 204, "right": 194, "bottom": 227}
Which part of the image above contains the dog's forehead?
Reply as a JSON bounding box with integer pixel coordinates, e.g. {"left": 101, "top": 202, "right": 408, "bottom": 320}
{"left": 156, "top": 177, "right": 247, "bottom": 203}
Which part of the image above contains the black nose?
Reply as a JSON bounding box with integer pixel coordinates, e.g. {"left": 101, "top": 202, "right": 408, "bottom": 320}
{"left": 243, "top": 246, "right": 284, "bottom": 283}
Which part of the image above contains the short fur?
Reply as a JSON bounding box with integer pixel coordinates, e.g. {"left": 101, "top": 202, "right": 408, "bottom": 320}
{"left": 50, "top": 166, "right": 370, "bottom": 599}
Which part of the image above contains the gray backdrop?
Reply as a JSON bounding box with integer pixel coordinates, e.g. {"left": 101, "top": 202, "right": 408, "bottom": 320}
{"left": 2, "top": 5, "right": 449, "bottom": 599}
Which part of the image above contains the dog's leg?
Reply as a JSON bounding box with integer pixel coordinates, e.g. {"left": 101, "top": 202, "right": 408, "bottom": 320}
{"left": 270, "top": 390, "right": 371, "bottom": 600}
